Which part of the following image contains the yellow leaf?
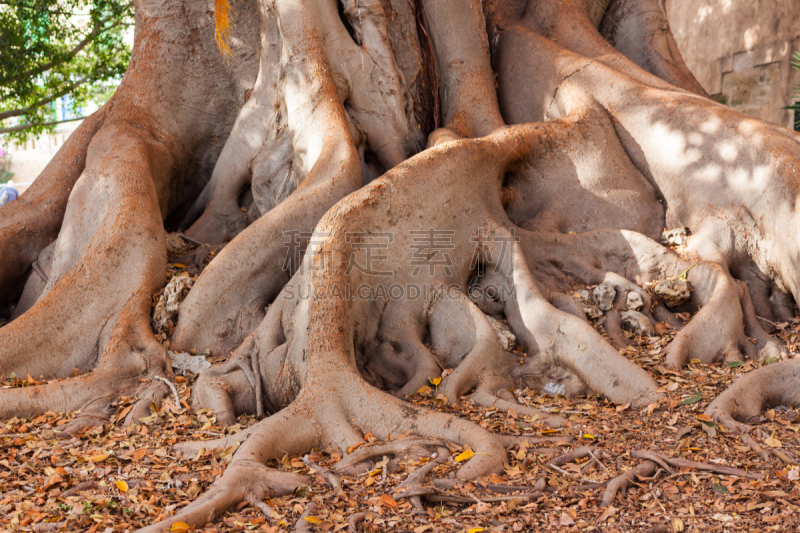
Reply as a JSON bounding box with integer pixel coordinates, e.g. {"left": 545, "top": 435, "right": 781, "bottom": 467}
{"left": 116, "top": 480, "right": 129, "bottom": 493}
{"left": 170, "top": 522, "right": 191, "bottom": 533}
{"left": 689, "top": 358, "right": 702, "bottom": 365}
{"left": 468, "top": 529, "right": 485, "bottom": 533}
{"left": 765, "top": 436, "right": 782, "bottom": 448}
{"left": 430, "top": 377, "right": 442, "bottom": 386}
{"left": 455, "top": 450, "right": 475, "bottom": 462}
{"left": 583, "top": 434, "right": 595, "bottom": 440}
{"left": 173, "top": 263, "right": 187, "bottom": 269}
{"left": 90, "top": 454, "right": 109, "bottom": 462}
{"left": 304, "top": 516, "right": 323, "bottom": 524}
{"left": 417, "top": 386, "right": 432, "bottom": 394}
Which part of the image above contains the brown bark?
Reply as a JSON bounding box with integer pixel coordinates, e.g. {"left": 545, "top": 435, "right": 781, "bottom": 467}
{"left": 2, "top": 0, "right": 799, "bottom": 529}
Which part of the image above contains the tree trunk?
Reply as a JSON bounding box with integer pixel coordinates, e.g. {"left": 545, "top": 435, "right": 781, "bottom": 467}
{"left": 2, "top": 0, "right": 799, "bottom": 529}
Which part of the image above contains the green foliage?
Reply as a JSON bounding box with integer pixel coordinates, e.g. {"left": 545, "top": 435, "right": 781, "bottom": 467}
{"left": 0, "top": 149, "right": 12, "bottom": 183}
{"left": 0, "top": 0, "right": 132, "bottom": 139}
{"left": 784, "top": 51, "right": 800, "bottom": 129}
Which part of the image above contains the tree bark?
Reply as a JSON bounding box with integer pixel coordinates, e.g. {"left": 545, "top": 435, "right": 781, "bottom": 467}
{"left": 2, "top": 0, "right": 799, "bottom": 529}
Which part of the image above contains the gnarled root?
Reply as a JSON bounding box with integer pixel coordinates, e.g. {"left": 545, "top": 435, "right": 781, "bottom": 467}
{"left": 0, "top": 0, "right": 251, "bottom": 422}
{"left": 0, "top": 122, "right": 172, "bottom": 420}
{"left": 140, "top": 408, "right": 314, "bottom": 533}
{"left": 705, "top": 358, "right": 800, "bottom": 442}
{"left": 601, "top": 449, "right": 760, "bottom": 507}
{"left": 0, "top": 108, "right": 107, "bottom": 316}
{"left": 148, "top": 376, "right": 507, "bottom": 531}
{"left": 601, "top": 460, "right": 657, "bottom": 507}
{"left": 520, "top": 229, "right": 785, "bottom": 369}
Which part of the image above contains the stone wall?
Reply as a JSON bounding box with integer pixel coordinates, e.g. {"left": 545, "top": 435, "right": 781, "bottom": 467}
{"left": 666, "top": 0, "right": 800, "bottom": 129}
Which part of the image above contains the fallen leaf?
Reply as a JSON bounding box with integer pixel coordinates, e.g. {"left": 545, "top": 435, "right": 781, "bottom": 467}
{"left": 765, "top": 436, "right": 782, "bottom": 448}
{"left": 455, "top": 450, "right": 475, "bottom": 462}
{"left": 42, "top": 474, "right": 62, "bottom": 489}
{"left": 293, "top": 485, "right": 310, "bottom": 497}
{"left": 116, "top": 480, "right": 129, "bottom": 493}
{"left": 713, "top": 483, "right": 729, "bottom": 494}
{"left": 598, "top": 505, "right": 617, "bottom": 522}
{"left": 170, "top": 522, "right": 191, "bottom": 533}
{"left": 559, "top": 512, "right": 575, "bottom": 526}
{"left": 379, "top": 494, "right": 397, "bottom": 508}
{"left": 681, "top": 389, "right": 702, "bottom": 405}
{"left": 304, "top": 516, "right": 323, "bottom": 524}
{"left": 430, "top": 377, "right": 442, "bottom": 386}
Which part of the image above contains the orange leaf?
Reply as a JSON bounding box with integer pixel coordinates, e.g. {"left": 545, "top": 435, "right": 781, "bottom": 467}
{"left": 43, "top": 474, "right": 62, "bottom": 489}
{"left": 116, "top": 480, "right": 129, "bottom": 493}
{"left": 170, "top": 522, "right": 191, "bottom": 533}
{"left": 379, "top": 494, "right": 397, "bottom": 508}
{"left": 117, "top": 404, "right": 133, "bottom": 420}
{"left": 304, "top": 516, "right": 322, "bottom": 524}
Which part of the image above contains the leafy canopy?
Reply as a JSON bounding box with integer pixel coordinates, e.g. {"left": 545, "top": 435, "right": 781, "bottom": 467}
{"left": 785, "top": 51, "right": 800, "bottom": 129}
{"left": 0, "top": 0, "right": 132, "bottom": 139}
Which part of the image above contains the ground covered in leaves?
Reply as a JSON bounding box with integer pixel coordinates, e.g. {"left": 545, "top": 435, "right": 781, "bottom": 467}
{"left": 3, "top": 242, "right": 800, "bottom": 532}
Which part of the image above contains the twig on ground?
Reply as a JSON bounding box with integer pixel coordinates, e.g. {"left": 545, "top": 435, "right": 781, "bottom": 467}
{"left": 154, "top": 375, "right": 183, "bottom": 414}
{"left": 303, "top": 455, "right": 343, "bottom": 495}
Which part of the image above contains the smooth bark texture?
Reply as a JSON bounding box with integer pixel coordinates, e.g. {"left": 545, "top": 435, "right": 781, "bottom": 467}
{"left": 2, "top": 0, "right": 799, "bottom": 529}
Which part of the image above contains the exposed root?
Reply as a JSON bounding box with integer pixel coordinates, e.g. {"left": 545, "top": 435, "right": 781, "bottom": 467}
{"left": 469, "top": 390, "right": 565, "bottom": 428}
{"left": 629, "top": 450, "right": 759, "bottom": 479}
{"left": 433, "top": 478, "right": 543, "bottom": 496}
{"left": 0, "top": 108, "right": 107, "bottom": 315}
{"left": 292, "top": 502, "right": 317, "bottom": 533}
{"left": 393, "top": 449, "right": 448, "bottom": 512}
{"left": 334, "top": 437, "right": 445, "bottom": 475}
{"left": 6, "top": 0, "right": 800, "bottom": 530}
{"left": 547, "top": 445, "right": 603, "bottom": 468}
{"left": 246, "top": 492, "right": 278, "bottom": 521}
{"left": 601, "top": 460, "right": 657, "bottom": 507}
{"left": 347, "top": 512, "right": 366, "bottom": 531}
{"left": 600, "top": 447, "right": 762, "bottom": 508}
{"left": 303, "top": 454, "right": 343, "bottom": 495}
